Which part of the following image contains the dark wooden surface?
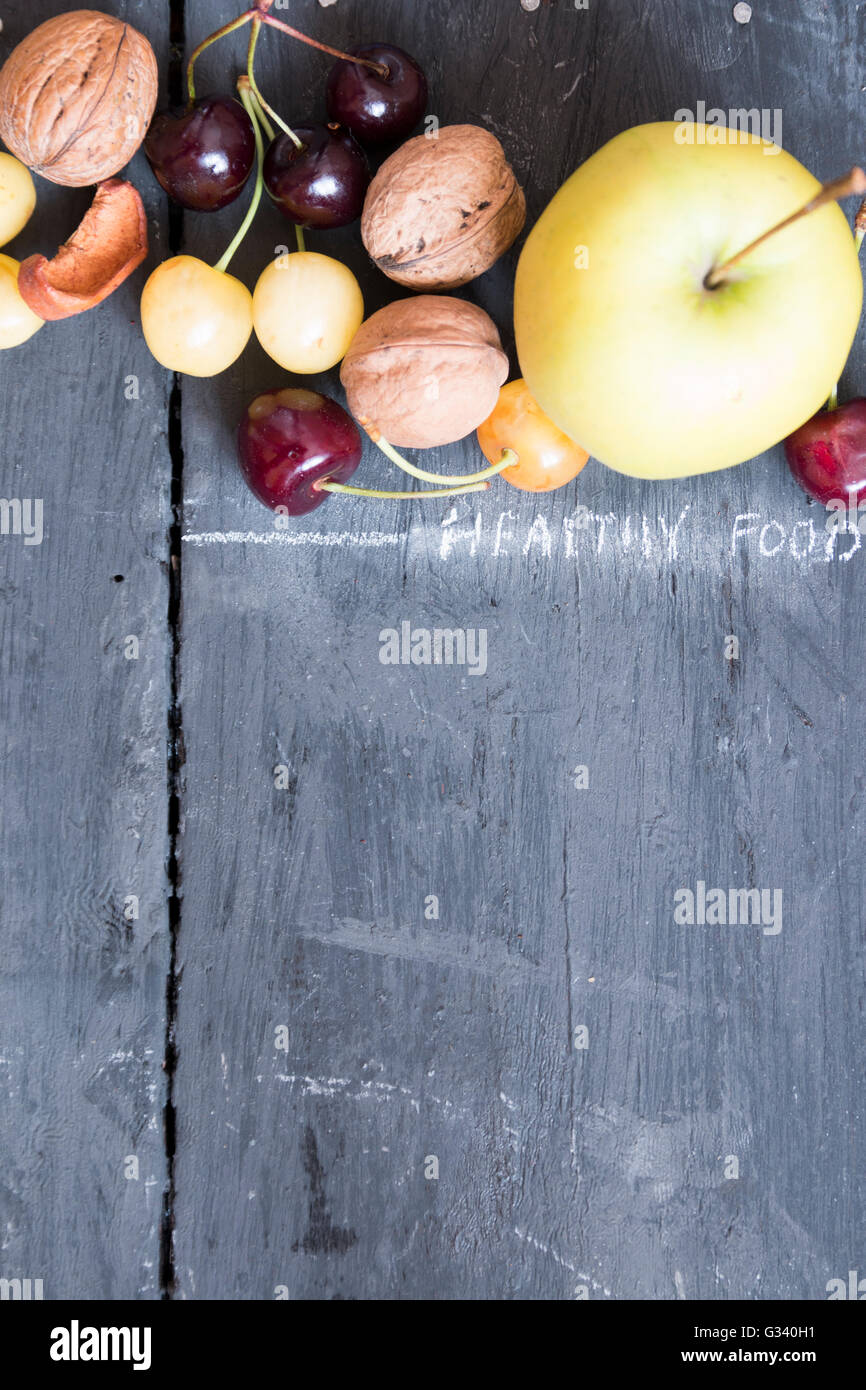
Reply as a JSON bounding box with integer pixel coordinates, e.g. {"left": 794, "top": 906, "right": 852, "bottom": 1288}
{"left": 2, "top": 0, "right": 865, "bottom": 1301}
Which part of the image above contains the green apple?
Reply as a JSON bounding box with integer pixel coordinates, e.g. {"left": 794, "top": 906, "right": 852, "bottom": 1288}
{"left": 514, "top": 122, "right": 864, "bottom": 479}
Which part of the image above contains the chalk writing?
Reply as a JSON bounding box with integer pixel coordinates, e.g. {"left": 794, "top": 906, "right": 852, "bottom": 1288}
{"left": 182, "top": 503, "right": 862, "bottom": 566}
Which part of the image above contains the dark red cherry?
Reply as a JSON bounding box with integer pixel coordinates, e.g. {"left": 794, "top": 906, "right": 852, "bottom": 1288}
{"left": 263, "top": 125, "right": 370, "bottom": 229}
{"left": 784, "top": 398, "right": 866, "bottom": 507}
{"left": 238, "top": 389, "right": 363, "bottom": 516}
{"left": 326, "top": 43, "right": 428, "bottom": 145}
{"left": 145, "top": 96, "right": 255, "bottom": 211}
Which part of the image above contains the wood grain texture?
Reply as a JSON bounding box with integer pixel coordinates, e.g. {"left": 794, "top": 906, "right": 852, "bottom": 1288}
{"left": 171, "top": 0, "right": 866, "bottom": 1300}
{"left": 0, "top": 1, "right": 172, "bottom": 1300}
{"left": 3, "top": 0, "right": 866, "bottom": 1303}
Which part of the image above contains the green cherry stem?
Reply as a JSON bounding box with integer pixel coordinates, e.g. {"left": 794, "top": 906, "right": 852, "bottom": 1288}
{"left": 246, "top": 86, "right": 274, "bottom": 142}
{"left": 826, "top": 196, "right": 866, "bottom": 411}
{"left": 378, "top": 438, "right": 515, "bottom": 485}
{"left": 213, "top": 77, "right": 265, "bottom": 275}
{"left": 358, "top": 417, "right": 514, "bottom": 485}
{"left": 295, "top": 225, "right": 307, "bottom": 253}
{"left": 247, "top": 18, "right": 303, "bottom": 149}
{"left": 187, "top": 10, "right": 255, "bottom": 105}
{"left": 321, "top": 481, "right": 491, "bottom": 500}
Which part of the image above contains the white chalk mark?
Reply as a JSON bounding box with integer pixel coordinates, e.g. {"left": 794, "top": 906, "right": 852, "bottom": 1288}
{"left": 182, "top": 529, "right": 403, "bottom": 549}
{"left": 513, "top": 1230, "right": 613, "bottom": 1294}
{"left": 513, "top": 1227, "right": 576, "bottom": 1274}
{"left": 180, "top": 507, "right": 861, "bottom": 569}
{"left": 563, "top": 71, "right": 583, "bottom": 101}
{"left": 275, "top": 1071, "right": 468, "bottom": 1119}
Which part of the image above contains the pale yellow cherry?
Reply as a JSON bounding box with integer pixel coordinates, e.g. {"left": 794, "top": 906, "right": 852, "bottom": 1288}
{"left": 253, "top": 251, "right": 363, "bottom": 374}
{"left": 0, "top": 254, "right": 43, "bottom": 349}
{"left": 0, "top": 154, "right": 36, "bottom": 249}
{"left": 141, "top": 255, "right": 253, "bottom": 377}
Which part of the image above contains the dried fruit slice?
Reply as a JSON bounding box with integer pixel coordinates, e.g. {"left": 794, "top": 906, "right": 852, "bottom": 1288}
{"left": 17, "top": 179, "right": 148, "bottom": 321}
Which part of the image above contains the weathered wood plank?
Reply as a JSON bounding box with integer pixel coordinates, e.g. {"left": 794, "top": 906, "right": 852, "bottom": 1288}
{"left": 173, "top": 0, "right": 866, "bottom": 1301}
{"left": 1, "top": 0, "right": 857, "bottom": 1301}
{"left": 0, "top": 1, "right": 172, "bottom": 1300}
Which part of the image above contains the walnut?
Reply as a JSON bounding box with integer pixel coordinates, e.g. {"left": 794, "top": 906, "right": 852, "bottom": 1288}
{"left": 18, "top": 179, "right": 148, "bottom": 320}
{"left": 340, "top": 295, "right": 510, "bottom": 449}
{"left": 0, "top": 11, "right": 158, "bottom": 187}
{"left": 361, "top": 124, "right": 526, "bottom": 291}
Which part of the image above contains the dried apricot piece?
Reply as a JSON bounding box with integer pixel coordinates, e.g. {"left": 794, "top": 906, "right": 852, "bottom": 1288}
{"left": 18, "top": 180, "right": 148, "bottom": 321}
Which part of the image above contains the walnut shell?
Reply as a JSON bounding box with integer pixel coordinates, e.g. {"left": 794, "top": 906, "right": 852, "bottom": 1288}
{"left": 0, "top": 11, "right": 158, "bottom": 187}
{"left": 361, "top": 124, "right": 526, "bottom": 291}
{"left": 340, "top": 296, "right": 509, "bottom": 449}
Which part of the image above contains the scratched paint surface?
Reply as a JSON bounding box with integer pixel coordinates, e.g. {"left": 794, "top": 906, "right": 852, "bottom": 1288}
{"left": 3, "top": 0, "right": 866, "bottom": 1301}
{"left": 171, "top": 0, "right": 866, "bottom": 1301}
{"left": 0, "top": 0, "right": 172, "bottom": 1300}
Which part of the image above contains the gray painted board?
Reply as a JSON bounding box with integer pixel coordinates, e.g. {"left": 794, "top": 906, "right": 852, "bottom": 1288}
{"left": 0, "top": 1, "right": 172, "bottom": 1302}
{"left": 1, "top": 0, "right": 865, "bottom": 1303}
{"left": 173, "top": 0, "right": 866, "bottom": 1299}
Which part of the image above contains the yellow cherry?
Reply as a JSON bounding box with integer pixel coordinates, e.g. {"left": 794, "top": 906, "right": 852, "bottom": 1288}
{"left": 140, "top": 255, "right": 253, "bottom": 377}
{"left": 0, "top": 254, "right": 43, "bottom": 349}
{"left": 0, "top": 154, "right": 36, "bottom": 249}
{"left": 478, "top": 379, "right": 589, "bottom": 492}
{"left": 253, "top": 251, "right": 363, "bottom": 374}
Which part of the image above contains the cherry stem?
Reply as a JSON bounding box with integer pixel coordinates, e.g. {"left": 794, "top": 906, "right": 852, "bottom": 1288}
{"left": 259, "top": 11, "right": 389, "bottom": 76}
{"left": 295, "top": 225, "right": 306, "bottom": 253}
{"left": 704, "top": 166, "right": 866, "bottom": 291}
{"left": 246, "top": 85, "right": 274, "bottom": 142}
{"left": 358, "top": 418, "right": 514, "bottom": 485}
{"left": 826, "top": 195, "right": 866, "bottom": 411}
{"left": 320, "top": 481, "right": 491, "bottom": 500}
{"left": 247, "top": 18, "right": 303, "bottom": 149}
{"left": 187, "top": 11, "right": 254, "bottom": 104}
{"left": 214, "top": 77, "right": 265, "bottom": 275}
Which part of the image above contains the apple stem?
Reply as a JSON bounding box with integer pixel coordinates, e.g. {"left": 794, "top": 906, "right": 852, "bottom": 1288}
{"left": 357, "top": 418, "right": 514, "bottom": 485}
{"left": 704, "top": 167, "right": 866, "bottom": 291}
{"left": 213, "top": 77, "right": 265, "bottom": 275}
{"left": 259, "top": 11, "right": 390, "bottom": 76}
{"left": 320, "top": 481, "right": 492, "bottom": 500}
{"left": 187, "top": 10, "right": 256, "bottom": 105}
